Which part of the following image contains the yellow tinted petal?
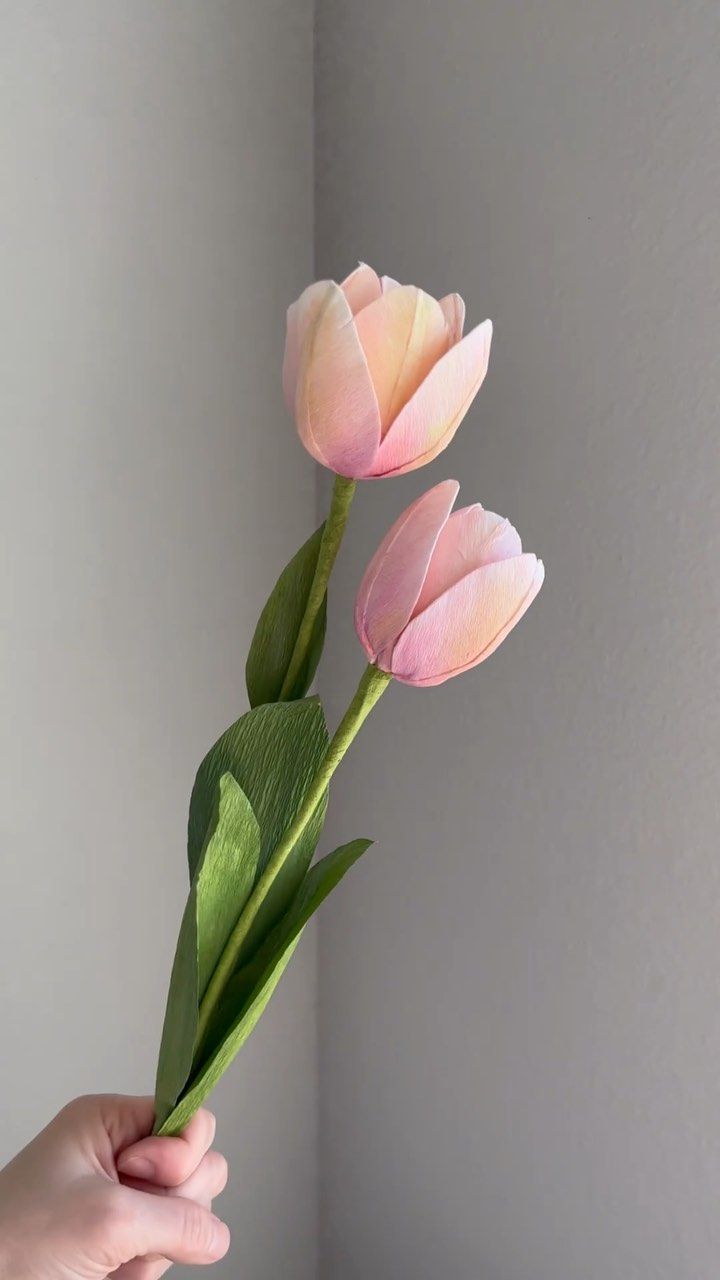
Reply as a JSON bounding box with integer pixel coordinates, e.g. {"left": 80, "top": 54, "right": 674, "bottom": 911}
{"left": 354, "top": 286, "right": 451, "bottom": 432}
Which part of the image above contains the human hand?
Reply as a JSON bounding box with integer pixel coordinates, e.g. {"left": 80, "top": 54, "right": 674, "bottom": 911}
{"left": 0, "top": 1095, "right": 230, "bottom": 1280}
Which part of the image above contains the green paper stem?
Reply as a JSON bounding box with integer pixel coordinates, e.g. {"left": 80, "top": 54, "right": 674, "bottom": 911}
{"left": 278, "top": 474, "right": 356, "bottom": 700}
{"left": 195, "top": 662, "right": 391, "bottom": 1047}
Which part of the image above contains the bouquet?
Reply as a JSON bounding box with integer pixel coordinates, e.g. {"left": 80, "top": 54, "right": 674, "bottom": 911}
{"left": 152, "top": 264, "right": 544, "bottom": 1135}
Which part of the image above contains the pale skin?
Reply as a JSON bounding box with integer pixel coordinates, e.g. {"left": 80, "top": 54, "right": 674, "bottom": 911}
{"left": 0, "top": 1096, "right": 230, "bottom": 1280}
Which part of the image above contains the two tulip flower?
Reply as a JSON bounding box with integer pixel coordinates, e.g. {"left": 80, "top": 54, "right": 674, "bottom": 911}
{"left": 153, "top": 262, "right": 544, "bottom": 1138}
{"left": 284, "top": 261, "right": 544, "bottom": 689}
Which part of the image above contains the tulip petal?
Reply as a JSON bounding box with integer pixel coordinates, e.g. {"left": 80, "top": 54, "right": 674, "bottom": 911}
{"left": 413, "top": 505, "right": 522, "bottom": 616}
{"left": 354, "top": 479, "right": 459, "bottom": 664}
{"left": 391, "top": 554, "right": 544, "bottom": 685}
{"left": 295, "top": 281, "right": 381, "bottom": 476}
{"left": 354, "top": 286, "right": 451, "bottom": 432}
{"left": 381, "top": 275, "right": 401, "bottom": 292}
{"left": 341, "top": 262, "right": 383, "bottom": 315}
{"left": 439, "top": 293, "right": 466, "bottom": 343}
{"left": 370, "top": 318, "right": 493, "bottom": 477}
{"left": 283, "top": 281, "right": 331, "bottom": 412}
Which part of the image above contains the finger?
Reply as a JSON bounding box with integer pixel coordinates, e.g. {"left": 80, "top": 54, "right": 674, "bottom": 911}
{"left": 112, "top": 1257, "right": 171, "bottom": 1280}
{"left": 120, "top": 1150, "right": 228, "bottom": 1207}
{"left": 117, "top": 1109, "right": 216, "bottom": 1187}
{"left": 119, "top": 1185, "right": 230, "bottom": 1266}
{"left": 167, "top": 1150, "right": 228, "bottom": 1205}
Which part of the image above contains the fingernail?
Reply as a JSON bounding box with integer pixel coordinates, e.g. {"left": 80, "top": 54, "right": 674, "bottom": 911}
{"left": 210, "top": 1216, "right": 230, "bottom": 1258}
{"left": 117, "top": 1153, "right": 155, "bottom": 1179}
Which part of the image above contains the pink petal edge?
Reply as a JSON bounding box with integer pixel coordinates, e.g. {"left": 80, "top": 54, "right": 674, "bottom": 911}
{"left": 413, "top": 505, "right": 523, "bottom": 616}
{"left": 439, "top": 293, "right": 466, "bottom": 344}
{"left": 369, "top": 319, "right": 493, "bottom": 477}
{"left": 341, "top": 262, "right": 383, "bottom": 315}
{"left": 354, "top": 479, "right": 459, "bottom": 663}
{"left": 353, "top": 286, "right": 451, "bottom": 433}
{"left": 390, "top": 555, "right": 544, "bottom": 685}
{"left": 283, "top": 280, "right": 334, "bottom": 413}
{"left": 295, "top": 281, "right": 382, "bottom": 476}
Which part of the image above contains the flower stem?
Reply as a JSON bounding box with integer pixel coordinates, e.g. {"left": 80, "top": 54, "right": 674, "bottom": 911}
{"left": 279, "top": 474, "right": 357, "bottom": 700}
{"left": 195, "top": 663, "right": 391, "bottom": 1048}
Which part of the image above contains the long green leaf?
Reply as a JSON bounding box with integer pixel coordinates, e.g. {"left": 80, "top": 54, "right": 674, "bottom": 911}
{"left": 157, "top": 938, "right": 302, "bottom": 1137}
{"left": 157, "top": 838, "right": 373, "bottom": 1136}
{"left": 154, "top": 774, "right": 260, "bottom": 1129}
{"left": 188, "top": 697, "right": 328, "bottom": 880}
{"left": 186, "top": 698, "right": 330, "bottom": 969}
{"left": 153, "top": 888, "right": 198, "bottom": 1130}
{"left": 245, "top": 522, "right": 327, "bottom": 708}
{"left": 196, "top": 774, "right": 260, "bottom": 1001}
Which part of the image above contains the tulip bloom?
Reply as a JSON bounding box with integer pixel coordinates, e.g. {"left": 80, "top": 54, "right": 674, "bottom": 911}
{"left": 355, "top": 480, "right": 544, "bottom": 686}
{"left": 284, "top": 263, "right": 492, "bottom": 479}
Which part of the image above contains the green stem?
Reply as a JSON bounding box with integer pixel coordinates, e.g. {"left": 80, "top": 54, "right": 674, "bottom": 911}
{"left": 279, "top": 474, "right": 356, "bottom": 700}
{"left": 195, "top": 663, "right": 391, "bottom": 1048}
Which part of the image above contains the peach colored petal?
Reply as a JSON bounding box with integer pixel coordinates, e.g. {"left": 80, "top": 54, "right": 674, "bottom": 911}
{"left": 354, "top": 480, "right": 458, "bottom": 664}
{"left": 439, "top": 293, "right": 466, "bottom": 344}
{"left": 413, "top": 506, "right": 522, "bottom": 616}
{"left": 354, "top": 286, "right": 451, "bottom": 433}
{"left": 286, "top": 270, "right": 382, "bottom": 416}
{"left": 341, "top": 262, "right": 383, "bottom": 315}
{"left": 370, "top": 318, "right": 493, "bottom": 477}
{"left": 283, "top": 280, "right": 331, "bottom": 412}
{"left": 390, "top": 554, "right": 544, "bottom": 685}
{"left": 381, "top": 275, "right": 401, "bottom": 292}
{"left": 295, "top": 281, "right": 381, "bottom": 476}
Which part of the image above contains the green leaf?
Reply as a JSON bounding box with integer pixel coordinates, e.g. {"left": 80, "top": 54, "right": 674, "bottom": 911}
{"left": 280, "top": 837, "right": 374, "bottom": 947}
{"left": 156, "top": 838, "right": 373, "bottom": 1136}
{"left": 196, "top": 774, "right": 260, "bottom": 1001}
{"left": 245, "top": 522, "right": 327, "bottom": 708}
{"left": 153, "top": 774, "right": 260, "bottom": 1129}
{"left": 187, "top": 699, "right": 330, "bottom": 962}
{"left": 188, "top": 698, "right": 328, "bottom": 878}
{"left": 153, "top": 887, "right": 198, "bottom": 1131}
{"left": 205, "top": 837, "right": 374, "bottom": 1054}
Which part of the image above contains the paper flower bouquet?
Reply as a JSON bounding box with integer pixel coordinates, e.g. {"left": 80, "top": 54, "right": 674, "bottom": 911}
{"left": 152, "top": 264, "right": 544, "bottom": 1135}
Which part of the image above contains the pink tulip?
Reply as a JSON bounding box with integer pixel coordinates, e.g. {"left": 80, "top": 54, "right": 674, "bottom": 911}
{"left": 283, "top": 262, "right": 492, "bottom": 479}
{"left": 355, "top": 480, "right": 544, "bottom": 686}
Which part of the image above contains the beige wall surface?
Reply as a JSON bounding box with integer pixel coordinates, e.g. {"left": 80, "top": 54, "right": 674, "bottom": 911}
{"left": 0, "top": 5, "right": 316, "bottom": 1278}
{"left": 315, "top": 3, "right": 720, "bottom": 1278}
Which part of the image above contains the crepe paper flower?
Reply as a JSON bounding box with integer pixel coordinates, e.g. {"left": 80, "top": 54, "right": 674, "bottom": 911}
{"left": 154, "top": 263, "right": 547, "bottom": 1139}
{"left": 284, "top": 262, "right": 492, "bottom": 479}
{"left": 355, "top": 480, "right": 544, "bottom": 686}
{"left": 189, "top": 476, "right": 544, "bottom": 1090}
{"left": 190, "top": 664, "right": 392, "bottom": 1090}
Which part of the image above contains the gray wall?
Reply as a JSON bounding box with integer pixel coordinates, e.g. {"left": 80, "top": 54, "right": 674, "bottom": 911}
{"left": 0, "top": 5, "right": 317, "bottom": 1278}
{"left": 316, "top": 3, "right": 720, "bottom": 1278}
{"left": 3, "top": 5, "right": 720, "bottom": 1279}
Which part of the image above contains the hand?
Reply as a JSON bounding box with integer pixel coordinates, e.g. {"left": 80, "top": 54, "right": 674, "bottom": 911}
{"left": 0, "top": 1095, "right": 230, "bottom": 1280}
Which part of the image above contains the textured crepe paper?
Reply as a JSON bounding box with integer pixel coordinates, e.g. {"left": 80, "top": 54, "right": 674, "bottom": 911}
{"left": 355, "top": 479, "right": 544, "bottom": 685}
{"left": 284, "top": 262, "right": 492, "bottom": 478}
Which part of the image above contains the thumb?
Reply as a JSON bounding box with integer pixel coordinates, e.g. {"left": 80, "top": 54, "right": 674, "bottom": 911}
{"left": 55, "top": 1095, "right": 156, "bottom": 1159}
{"left": 118, "top": 1185, "right": 230, "bottom": 1266}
